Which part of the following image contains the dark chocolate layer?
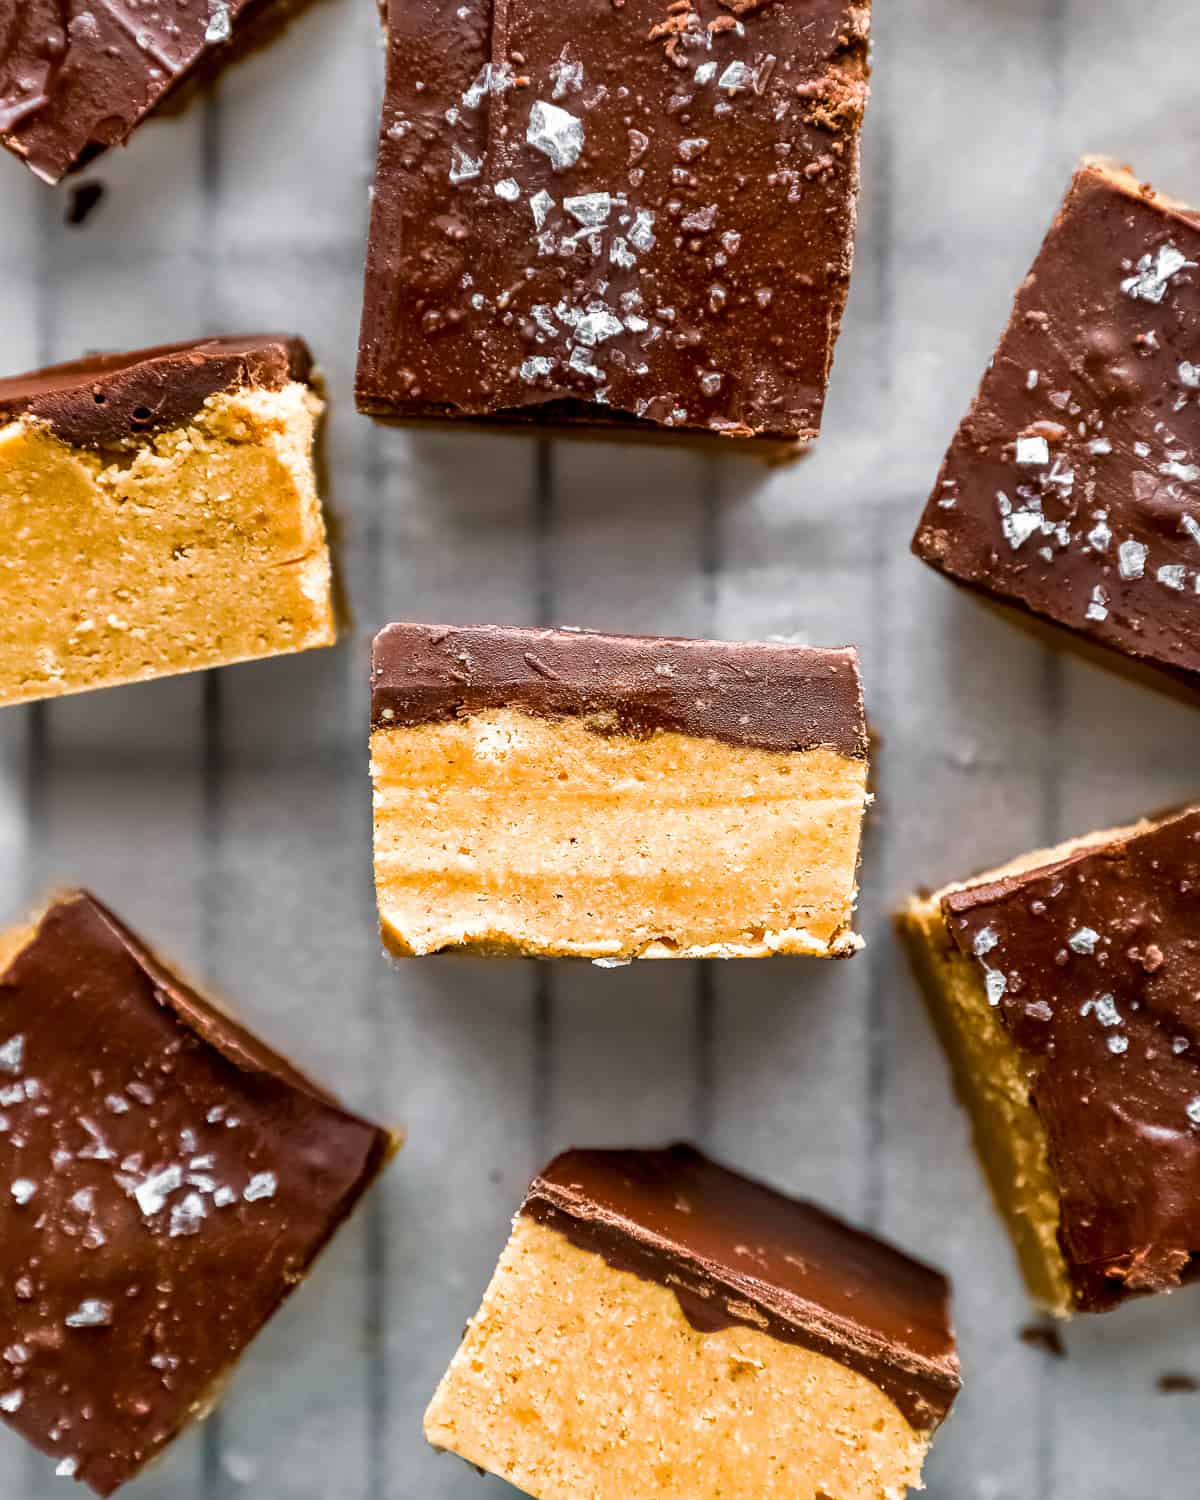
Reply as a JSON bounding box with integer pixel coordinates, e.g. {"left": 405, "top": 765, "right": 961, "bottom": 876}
{"left": 522, "top": 1145, "right": 959, "bottom": 1432}
{"left": 0, "top": 0, "right": 288, "bottom": 183}
{"left": 913, "top": 160, "right": 1200, "bottom": 692}
{"left": 0, "top": 892, "right": 392, "bottom": 1495}
{"left": 0, "top": 335, "right": 313, "bottom": 448}
{"left": 371, "top": 623, "right": 867, "bottom": 757}
{"left": 943, "top": 806, "right": 1200, "bottom": 1312}
{"left": 356, "top": 0, "right": 870, "bottom": 445}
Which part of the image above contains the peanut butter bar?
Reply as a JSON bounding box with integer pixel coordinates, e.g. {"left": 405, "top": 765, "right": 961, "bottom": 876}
{"left": 913, "top": 160, "right": 1200, "bottom": 697}
{"left": 0, "top": 891, "right": 395, "bottom": 1494}
{"left": 0, "top": 1, "right": 304, "bottom": 184}
{"left": 901, "top": 805, "right": 1200, "bottom": 1315}
{"left": 0, "top": 336, "right": 335, "bottom": 708}
{"left": 357, "top": 0, "right": 872, "bottom": 455}
{"left": 425, "top": 1145, "right": 960, "bottom": 1500}
{"left": 370, "top": 623, "right": 870, "bottom": 959}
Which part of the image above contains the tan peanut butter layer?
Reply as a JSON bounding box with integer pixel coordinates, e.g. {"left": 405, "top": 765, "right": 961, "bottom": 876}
{"left": 425, "top": 1146, "right": 959, "bottom": 1500}
{"left": 0, "top": 337, "right": 335, "bottom": 707}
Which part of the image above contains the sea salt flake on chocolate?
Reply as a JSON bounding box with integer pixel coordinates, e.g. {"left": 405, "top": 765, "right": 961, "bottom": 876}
{"left": 1187, "top": 1097, "right": 1200, "bottom": 1126}
{"left": 564, "top": 193, "right": 614, "bottom": 228}
{"left": 1108, "top": 1035, "right": 1129, "bottom": 1055}
{"left": 986, "top": 970, "right": 1007, "bottom": 1006}
{"left": 66, "top": 1299, "right": 113, "bottom": 1328}
{"left": 568, "top": 348, "right": 605, "bottom": 381}
{"left": 973, "top": 926, "right": 998, "bottom": 957}
{"left": 1157, "top": 564, "right": 1188, "bottom": 591}
{"left": 0, "top": 1391, "right": 23, "bottom": 1413}
{"left": 718, "top": 60, "right": 754, "bottom": 94}
{"left": 1068, "top": 927, "right": 1100, "bottom": 955}
{"left": 134, "top": 1164, "right": 183, "bottom": 1217}
{"left": 0, "top": 1036, "right": 24, "bottom": 1074}
{"left": 549, "top": 48, "right": 584, "bottom": 101}
{"left": 1016, "top": 436, "right": 1050, "bottom": 466}
{"left": 169, "top": 1192, "right": 208, "bottom": 1237}
{"left": 520, "top": 357, "right": 557, "bottom": 383}
{"left": 1086, "top": 585, "right": 1109, "bottom": 622}
{"left": 449, "top": 147, "right": 482, "bottom": 185}
{"left": 530, "top": 190, "right": 555, "bottom": 232}
{"left": 573, "top": 307, "right": 624, "bottom": 346}
{"left": 1026, "top": 1000, "right": 1054, "bottom": 1022}
{"left": 527, "top": 102, "right": 584, "bottom": 171}
{"left": 56, "top": 1459, "right": 78, "bottom": 1478}
{"left": 205, "top": 1, "right": 233, "bottom": 45}
{"left": 694, "top": 61, "right": 717, "bottom": 84}
{"left": 494, "top": 179, "right": 520, "bottom": 202}
{"left": 1081, "top": 993, "right": 1120, "bottom": 1028}
{"left": 1089, "top": 437, "right": 1113, "bottom": 456}
{"left": 244, "top": 1172, "right": 278, "bottom": 1203}
{"left": 1121, "top": 244, "right": 1195, "bottom": 303}
{"left": 1160, "top": 459, "right": 1200, "bottom": 482}
{"left": 610, "top": 237, "right": 636, "bottom": 269}
{"left": 1180, "top": 362, "right": 1200, "bottom": 389}
{"left": 10, "top": 1179, "right": 36, "bottom": 1205}
{"left": 1118, "top": 539, "right": 1148, "bottom": 579}
{"left": 1087, "top": 516, "right": 1112, "bottom": 551}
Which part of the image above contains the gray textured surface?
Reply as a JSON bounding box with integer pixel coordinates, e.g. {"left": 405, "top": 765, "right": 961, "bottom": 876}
{"left": 2, "top": 1, "right": 1200, "bottom": 1496}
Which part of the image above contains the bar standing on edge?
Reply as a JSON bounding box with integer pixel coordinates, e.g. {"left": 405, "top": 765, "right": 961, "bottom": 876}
{"left": 370, "top": 623, "right": 870, "bottom": 960}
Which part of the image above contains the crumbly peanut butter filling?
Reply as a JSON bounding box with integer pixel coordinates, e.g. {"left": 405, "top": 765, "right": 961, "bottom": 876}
{"left": 0, "top": 382, "right": 334, "bottom": 707}
{"left": 372, "top": 709, "right": 868, "bottom": 959}
{"left": 425, "top": 1215, "right": 929, "bottom": 1500}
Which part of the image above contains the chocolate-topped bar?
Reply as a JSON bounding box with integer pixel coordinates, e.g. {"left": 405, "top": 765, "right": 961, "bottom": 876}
{"left": 913, "top": 159, "right": 1200, "bottom": 696}
{"left": 370, "top": 623, "right": 869, "bottom": 959}
{"left": 356, "top": 0, "right": 871, "bottom": 454}
{"left": 901, "top": 805, "right": 1200, "bottom": 1316}
{"left": 425, "top": 1145, "right": 959, "bottom": 1500}
{"left": 0, "top": 890, "right": 395, "bottom": 1494}
{"left": 0, "top": 336, "right": 336, "bottom": 707}
{"left": 0, "top": 1, "right": 300, "bottom": 183}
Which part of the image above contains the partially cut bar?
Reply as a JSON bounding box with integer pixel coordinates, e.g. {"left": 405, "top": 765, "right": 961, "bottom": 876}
{"left": 356, "top": 0, "right": 872, "bottom": 456}
{"left": 0, "top": 890, "right": 396, "bottom": 1495}
{"left": 425, "top": 1145, "right": 960, "bottom": 1500}
{"left": 0, "top": 336, "right": 335, "bottom": 708}
{"left": 913, "top": 159, "right": 1200, "bottom": 697}
{"left": 370, "top": 623, "right": 870, "bottom": 959}
{"left": 900, "top": 805, "right": 1200, "bottom": 1316}
{"left": 0, "top": 1, "right": 305, "bottom": 184}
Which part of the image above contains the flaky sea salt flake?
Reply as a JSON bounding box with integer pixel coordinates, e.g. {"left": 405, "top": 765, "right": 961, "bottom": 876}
{"left": 527, "top": 101, "right": 584, "bottom": 171}
{"left": 1122, "top": 243, "right": 1195, "bottom": 303}
{"left": 0, "top": 1037, "right": 23, "bottom": 1075}
{"left": 66, "top": 1299, "right": 112, "bottom": 1328}
{"left": 244, "top": 1172, "right": 278, "bottom": 1203}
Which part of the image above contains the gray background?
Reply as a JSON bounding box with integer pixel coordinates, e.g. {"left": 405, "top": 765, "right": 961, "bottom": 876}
{"left": 2, "top": 0, "right": 1199, "bottom": 1495}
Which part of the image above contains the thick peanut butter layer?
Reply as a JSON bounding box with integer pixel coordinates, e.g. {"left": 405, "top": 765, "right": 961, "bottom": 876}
{"left": 0, "top": 382, "right": 335, "bottom": 707}
{"left": 425, "top": 1216, "right": 932, "bottom": 1500}
{"left": 371, "top": 708, "right": 868, "bottom": 959}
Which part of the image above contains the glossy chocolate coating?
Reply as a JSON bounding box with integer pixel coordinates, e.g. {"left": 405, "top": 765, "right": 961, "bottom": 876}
{"left": 943, "top": 807, "right": 1200, "bottom": 1312}
{"left": 913, "top": 160, "right": 1200, "bottom": 693}
{"left": 522, "top": 1145, "right": 960, "bottom": 1432}
{"left": 356, "top": 0, "right": 870, "bottom": 446}
{"left": 371, "top": 622, "right": 868, "bottom": 757}
{"left": 0, "top": 0, "right": 284, "bottom": 183}
{"left": 0, "top": 892, "right": 392, "bottom": 1495}
{"left": 0, "top": 335, "right": 313, "bottom": 448}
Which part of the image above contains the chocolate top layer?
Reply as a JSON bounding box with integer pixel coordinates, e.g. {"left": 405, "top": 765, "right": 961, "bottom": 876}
{"left": 356, "top": 0, "right": 870, "bottom": 443}
{"left": 0, "top": 335, "right": 313, "bottom": 449}
{"left": 0, "top": 0, "right": 276, "bottom": 183}
{"left": 943, "top": 807, "right": 1200, "bottom": 1312}
{"left": 370, "top": 623, "right": 868, "bottom": 756}
{"left": 0, "top": 892, "right": 392, "bottom": 1496}
{"left": 913, "top": 160, "right": 1200, "bottom": 691}
{"left": 522, "top": 1145, "right": 959, "bottom": 1431}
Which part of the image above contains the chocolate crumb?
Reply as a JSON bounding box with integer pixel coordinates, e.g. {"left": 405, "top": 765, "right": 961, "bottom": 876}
{"left": 1158, "top": 1373, "right": 1199, "bottom": 1393}
{"left": 65, "top": 182, "right": 106, "bottom": 227}
{"left": 1019, "top": 1321, "right": 1065, "bottom": 1357}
